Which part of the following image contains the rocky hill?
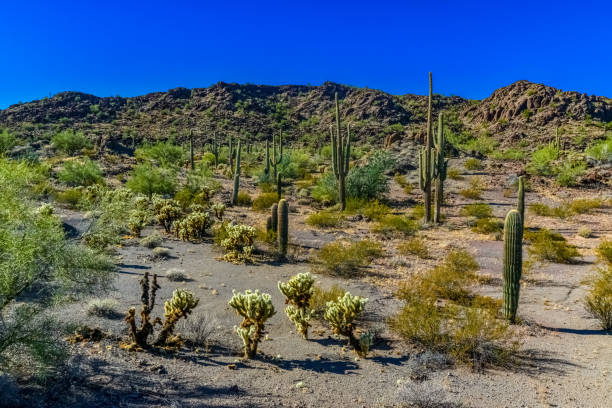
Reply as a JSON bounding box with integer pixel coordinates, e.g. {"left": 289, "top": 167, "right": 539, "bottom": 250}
{"left": 0, "top": 80, "right": 609, "bottom": 153}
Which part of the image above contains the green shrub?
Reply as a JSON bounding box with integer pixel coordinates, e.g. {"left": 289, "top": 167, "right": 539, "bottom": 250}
{"left": 529, "top": 199, "right": 606, "bottom": 218}
{"left": 306, "top": 211, "right": 345, "bottom": 228}
{"left": 345, "top": 151, "right": 394, "bottom": 200}
{"left": 556, "top": 160, "right": 586, "bottom": 186}
{"left": 51, "top": 129, "right": 92, "bottom": 155}
{"left": 447, "top": 167, "right": 462, "bottom": 180}
{"left": 464, "top": 158, "right": 483, "bottom": 170}
{"left": 527, "top": 145, "right": 559, "bottom": 176}
{"left": 568, "top": 198, "right": 607, "bottom": 214}
{"left": 252, "top": 193, "right": 278, "bottom": 211}
{"left": 314, "top": 240, "right": 384, "bottom": 277}
{"left": 398, "top": 238, "right": 430, "bottom": 259}
{"left": 459, "top": 177, "right": 484, "bottom": 199}
{"left": 525, "top": 229, "right": 581, "bottom": 264}
{"left": 135, "top": 141, "right": 184, "bottom": 168}
{"left": 235, "top": 191, "right": 252, "bottom": 206}
{"left": 577, "top": 227, "right": 593, "bottom": 238}
{"left": 0, "top": 129, "right": 17, "bottom": 154}
{"left": 57, "top": 158, "right": 102, "bottom": 186}
{"left": 529, "top": 203, "right": 571, "bottom": 218}
{"left": 126, "top": 163, "right": 176, "bottom": 199}
{"left": 597, "top": 239, "right": 612, "bottom": 265}
{"left": 311, "top": 172, "right": 338, "bottom": 203}
{"left": 55, "top": 187, "right": 84, "bottom": 207}
{"left": 472, "top": 218, "right": 503, "bottom": 234}
{"left": 345, "top": 198, "right": 390, "bottom": 221}
{"left": 585, "top": 135, "right": 612, "bottom": 163}
{"left": 310, "top": 284, "right": 346, "bottom": 314}
{"left": 372, "top": 214, "right": 419, "bottom": 236}
{"left": 583, "top": 266, "right": 612, "bottom": 330}
{"left": 461, "top": 203, "right": 493, "bottom": 219}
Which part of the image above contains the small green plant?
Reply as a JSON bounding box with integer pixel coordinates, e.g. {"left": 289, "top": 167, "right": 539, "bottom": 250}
{"left": 278, "top": 272, "right": 315, "bottom": 338}
{"left": 577, "top": 227, "right": 593, "bottom": 238}
{"left": 527, "top": 144, "right": 559, "bottom": 176}
{"left": 57, "top": 158, "right": 102, "bottom": 187}
{"left": 235, "top": 191, "right": 252, "bottom": 206}
{"left": 471, "top": 218, "right": 503, "bottom": 234}
{"left": 252, "top": 192, "right": 278, "bottom": 211}
{"left": 583, "top": 266, "right": 612, "bottom": 331}
{"left": 461, "top": 203, "right": 493, "bottom": 219}
{"left": 525, "top": 229, "right": 581, "bottom": 264}
{"left": 229, "top": 290, "right": 276, "bottom": 358}
{"left": 447, "top": 167, "right": 462, "bottom": 180}
{"left": 314, "top": 240, "right": 384, "bottom": 277}
{"left": 135, "top": 141, "right": 184, "bottom": 168}
{"left": 372, "top": 214, "right": 419, "bottom": 236}
{"left": 459, "top": 176, "right": 484, "bottom": 199}
{"left": 597, "top": 239, "right": 612, "bottom": 265}
{"left": 398, "top": 238, "right": 430, "bottom": 259}
{"left": 0, "top": 129, "right": 17, "bottom": 154}
{"left": 464, "top": 158, "right": 483, "bottom": 170}
{"left": 127, "top": 163, "right": 176, "bottom": 199}
{"left": 310, "top": 284, "right": 346, "bottom": 314}
{"left": 140, "top": 232, "right": 163, "bottom": 248}
{"left": 51, "top": 129, "right": 92, "bottom": 155}
{"left": 306, "top": 210, "right": 345, "bottom": 228}
{"left": 323, "top": 292, "right": 369, "bottom": 357}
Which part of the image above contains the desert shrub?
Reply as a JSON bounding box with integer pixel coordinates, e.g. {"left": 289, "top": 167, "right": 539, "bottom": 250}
{"left": 577, "top": 227, "right": 593, "bottom": 238}
{"left": 235, "top": 191, "right": 252, "bottom": 206}
{"left": 527, "top": 144, "right": 559, "bottom": 176}
{"left": 394, "top": 173, "right": 414, "bottom": 194}
{"left": 372, "top": 214, "right": 419, "bottom": 236}
{"left": 459, "top": 177, "right": 484, "bottom": 199}
{"left": 135, "top": 140, "right": 184, "bottom": 168}
{"left": 311, "top": 172, "right": 338, "bottom": 203}
{"left": 398, "top": 238, "right": 430, "bottom": 259}
{"left": 568, "top": 198, "right": 607, "bottom": 214}
{"left": 55, "top": 187, "right": 84, "bottom": 207}
{"left": 306, "top": 210, "right": 345, "bottom": 228}
{"left": 585, "top": 135, "right": 612, "bottom": 163}
{"left": 529, "top": 203, "right": 570, "bottom": 218}
{"left": 461, "top": 203, "right": 493, "bottom": 219}
{"left": 310, "top": 284, "right": 346, "bottom": 314}
{"left": 166, "top": 268, "right": 188, "bottom": 282}
{"left": 216, "top": 222, "right": 256, "bottom": 263}
{"left": 525, "top": 229, "right": 581, "bottom": 264}
{"left": 556, "top": 160, "right": 586, "bottom": 186}
{"left": 597, "top": 239, "right": 612, "bottom": 265}
{"left": 345, "top": 151, "right": 394, "bottom": 200}
{"left": 583, "top": 266, "right": 612, "bottom": 331}
{"left": 177, "top": 312, "right": 217, "bottom": 347}
{"left": 396, "top": 381, "right": 459, "bottom": 408}
{"left": 411, "top": 204, "right": 425, "bottom": 220}
{"left": 57, "top": 158, "right": 102, "bottom": 187}
{"left": 464, "top": 158, "right": 482, "bottom": 170}
{"left": 252, "top": 192, "right": 278, "bottom": 211}
{"left": 126, "top": 163, "right": 176, "bottom": 199}
{"left": 447, "top": 167, "right": 462, "bottom": 180}
{"left": 0, "top": 159, "right": 114, "bottom": 379}
{"left": 314, "top": 240, "right": 383, "bottom": 277}
{"left": 151, "top": 247, "right": 170, "bottom": 259}
{"left": 86, "top": 298, "right": 120, "bottom": 318}
{"left": 140, "top": 232, "right": 163, "bottom": 248}
{"left": 471, "top": 218, "right": 503, "bottom": 234}
{"left": 0, "top": 129, "right": 17, "bottom": 154}
{"left": 529, "top": 199, "right": 606, "bottom": 219}
{"left": 258, "top": 182, "right": 276, "bottom": 193}
{"left": 51, "top": 129, "right": 92, "bottom": 155}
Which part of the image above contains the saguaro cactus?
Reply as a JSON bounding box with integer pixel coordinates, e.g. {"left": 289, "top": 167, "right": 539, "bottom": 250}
{"left": 189, "top": 129, "right": 195, "bottom": 170}
{"left": 517, "top": 176, "right": 525, "bottom": 224}
{"left": 264, "top": 138, "right": 270, "bottom": 175}
{"left": 419, "top": 73, "right": 434, "bottom": 223}
{"left": 502, "top": 209, "right": 523, "bottom": 323}
{"left": 331, "top": 92, "right": 351, "bottom": 211}
{"left": 277, "top": 173, "right": 282, "bottom": 201}
{"left": 228, "top": 135, "right": 234, "bottom": 169}
{"left": 270, "top": 202, "right": 278, "bottom": 232}
{"left": 211, "top": 132, "right": 219, "bottom": 167}
{"left": 271, "top": 131, "right": 283, "bottom": 180}
{"left": 433, "top": 113, "right": 448, "bottom": 224}
{"left": 232, "top": 140, "right": 242, "bottom": 205}
{"left": 278, "top": 199, "right": 289, "bottom": 256}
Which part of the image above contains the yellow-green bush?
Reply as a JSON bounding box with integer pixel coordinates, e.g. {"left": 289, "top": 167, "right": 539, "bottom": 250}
{"left": 252, "top": 193, "right": 278, "bottom": 211}
{"left": 461, "top": 203, "right": 493, "bottom": 219}
{"left": 583, "top": 266, "right": 612, "bottom": 331}
{"left": 397, "top": 238, "right": 430, "bottom": 259}
{"left": 464, "top": 158, "right": 483, "bottom": 170}
{"left": 313, "top": 240, "right": 384, "bottom": 277}
{"left": 306, "top": 211, "right": 345, "bottom": 228}
{"left": 525, "top": 229, "right": 581, "bottom": 264}
{"left": 372, "top": 214, "right": 419, "bottom": 236}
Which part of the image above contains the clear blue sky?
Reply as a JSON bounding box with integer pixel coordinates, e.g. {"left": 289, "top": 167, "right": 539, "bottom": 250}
{"left": 1, "top": 1, "right": 611, "bottom": 108}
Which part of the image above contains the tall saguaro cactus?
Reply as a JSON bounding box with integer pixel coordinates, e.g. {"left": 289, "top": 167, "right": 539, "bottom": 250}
{"left": 278, "top": 199, "right": 289, "bottom": 257}
{"left": 228, "top": 135, "right": 234, "bottom": 170}
{"left": 502, "top": 209, "right": 523, "bottom": 322}
{"left": 189, "top": 129, "right": 195, "bottom": 170}
{"left": 264, "top": 139, "right": 270, "bottom": 175}
{"left": 232, "top": 140, "right": 242, "bottom": 205}
{"left": 517, "top": 176, "right": 525, "bottom": 224}
{"left": 433, "top": 113, "right": 448, "bottom": 224}
{"left": 271, "top": 131, "right": 283, "bottom": 180}
{"left": 419, "top": 73, "right": 434, "bottom": 223}
{"left": 211, "top": 132, "right": 219, "bottom": 167}
{"left": 277, "top": 173, "right": 282, "bottom": 201}
{"left": 331, "top": 92, "right": 350, "bottom": 211}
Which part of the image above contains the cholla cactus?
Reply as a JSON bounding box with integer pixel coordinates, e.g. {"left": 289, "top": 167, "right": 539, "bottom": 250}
{"left": 173, "top": 211, "right": 213, "bottom": 241}
{"left": 128, "top": 208, "right": 151, "bottom": 237}
{"left": 358, "top": 331, "right": 374, "bottom": 356}
{"left": 323, "top": 292, "right": 369, "bottom": 356}
{"left": 220, "top": 223, "right": 257, "bottom": 263}
{"left": 37, "top": 203, "right": 54, "bottom": 216}
{"left": 124, "top": 272, "right": 161, "bottom": 349}
{"left": 154, "top": 199, "right": 182, "bottom": 232}
{"left": 211, "top": 202, "right": 225, "bottom": 220}
{"left": 155, "top": 289, "right": 199, "bottom": 346}
{"left": 278, "top": 272, "right": 315, "bottom": 338}
{"left": 228, "top": 289, "right": 276, "bottom": 358}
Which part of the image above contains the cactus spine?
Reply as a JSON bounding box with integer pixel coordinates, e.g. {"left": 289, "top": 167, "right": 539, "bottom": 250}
{"left": 419, "top": 72, "right": 434, "bottom": 223}
{"left": 278, "top": 199, "right": 288, "bottom": 257}
{"left": 517, "top": 176, "right": 525, "bottom": 224}
{"left": 277, "top": 173, "right": 282, "bottom": 201}
{"left": 331, "top": 92, "right": 350, "bottom": 211}
{"left": 433, "top": 113, "right": 448, "bottom": 224}
{"left": 502, "top": 209, "right": 523, "bottom": 323}
{"left": 232, "top": 140, "right": 242, "bottom": 205}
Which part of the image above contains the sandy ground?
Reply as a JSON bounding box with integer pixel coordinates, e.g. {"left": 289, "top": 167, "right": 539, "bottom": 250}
{"left": 17, "top": 160, "right": 612, "bottom": 408}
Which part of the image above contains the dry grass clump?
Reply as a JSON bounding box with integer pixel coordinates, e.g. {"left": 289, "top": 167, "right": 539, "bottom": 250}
{"left": 464, "top": 158, "right": 483, "bottom": 170}
{"left": 471, "top": 218, "right": 503, "bottom": 235}
{"left": 525, "top": 229, "right": 581, "bottom": 264}
{"left": 151, "top": 246, "right": 171, "bottom": 259}
{"left": 252, "top": 192, "right": 278, "bottom": 211}
{"left": 529, "top": 198, "right": 608, "bottom": 219}
{"left": 596, "top": 239, "right": 612, "bottom": 265}
{"left": 583, "top": 265, "right": 612, "bottom": 331}
{"left": 235, "top": 191, "right": 252, "bottom": 206}
{"left": 394, "top": 173, "right": 414, "bottom": 194}
{"left": 313, "top": 240, "right": 384, "bottom": 277}
{"left": 390, "top": 250, "right": 517, "bottom": 370}
{"left": 140, "top": 232, "right": 163, "bottom": 248}
{"left": 166, "top": 268, "right": 188, "bottom": 281}
{"left": 306, "top": 210, "right": 345, "bottom": 228}
{"left": 447, "top": 167, "right": 462, "bottom": 180}
{"left": 398, "top": 238, "right": 430, "bottom": 259}
{"left": 460, "top": 203, "right": 493, "bottom": 219}
{"left": 310, "top": 284, "right": 346, "bottom": 315}
{"left": 577, "top": 227, "right": 593, "bottom": 238}
{"left": 86, "top": 298, "right": 120, "bottom": 318}
{"left": 345, "top": 198, "right": 390, "bottom": 221}
{"left": 177, "top": 312, "right": 218, "bottom": 347}
{"left": 459, "top": 177, "right": 484, "bottom": 200}
{"left": 372, "top": 214, "right": 419, "bottom": 236}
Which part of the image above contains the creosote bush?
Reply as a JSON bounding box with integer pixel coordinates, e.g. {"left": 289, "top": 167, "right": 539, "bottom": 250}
{"left": 314, "top": 240, "right": 384, "bottom": 277}
{"left": 57, "top": 158, "right": 102, "bottom": 187}
{"left": 583, "top": 266, "right": 612, "bottom": 331}
{"left": 306, "top": 210, "right": 345, "bottom": 228}
{"left": 461, "top": 203, "right": 493, "bottom": 219}
{"left": 372, "top": 214, "right": 419, "bottom": 236}
{"left": 464, "top": 158, "right": 483, "bottom": 170}
{"left": 471, "top": 218, "right": 503, "bottom": 235}
{"left": 524, "top": 229, "right": 581, "bottom": 264}
{"left": 398, "top": 238, "right": 430, "bottom": 259}
{"left": 229, "top": 289, "right": 276, "bottom": 359}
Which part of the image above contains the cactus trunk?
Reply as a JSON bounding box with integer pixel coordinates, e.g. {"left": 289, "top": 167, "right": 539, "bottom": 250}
{"left": 231, "top": 140, "right": 242, "bottom": 205}
{"left": 278, "top": 199, "right": 288, "bottom": 257}
{"left": 277, "top": 173, "right": 282, "bottom": 201}
{"left": 517, "top": 176, "right": 525, "bottom": 225}
{"left": 270, "top": 203, "right": 278, "bottom": 232}
{"left": 189, "top": 129, "right": 195, "bottom": 170}
{"left": 424, "top": 72, "right": 433, "bottom": 223}
{"left": 502, "top": 210, "right": 523, "bottom": 322}
{"left": 331, "top": 92, "right": 348, "bottom": 211}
